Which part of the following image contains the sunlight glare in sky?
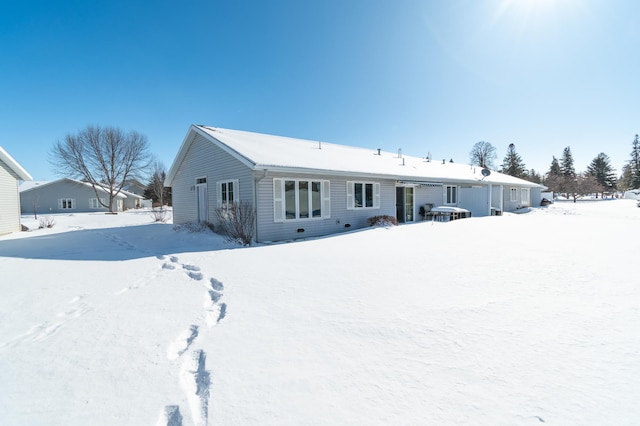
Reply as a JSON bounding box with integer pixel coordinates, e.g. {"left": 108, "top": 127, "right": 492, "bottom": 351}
{"left": 492, "top": 0, "right": 577, "bottom": 32}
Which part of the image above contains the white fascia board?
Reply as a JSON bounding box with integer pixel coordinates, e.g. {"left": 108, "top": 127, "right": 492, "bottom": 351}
{"left": 165, "top": 125, "right": 257, "bottom": 186}
{"left": 0, "top": 146, "right": 33, "bottom": 181}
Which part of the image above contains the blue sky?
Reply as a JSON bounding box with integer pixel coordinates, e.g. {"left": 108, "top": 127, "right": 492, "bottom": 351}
{"left": 1, "top": 0, "right": 639, "bottom": 181}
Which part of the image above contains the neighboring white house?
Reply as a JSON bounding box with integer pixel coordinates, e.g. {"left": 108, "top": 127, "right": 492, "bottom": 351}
{"left": 19, "top": 178, "right": 131, "bottom": 215}
{"left": 166, "top": 125, "right": 545, "bottom": 243}
{"left": 0, "top": 146, "right": 33, "bottom": 235}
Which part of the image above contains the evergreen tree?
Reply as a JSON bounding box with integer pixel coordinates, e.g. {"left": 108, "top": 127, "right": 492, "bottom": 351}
{"left": 544, "top": 156, "right": 563, "bottom": 193}
{"left": 560, "top": 146, "right": 576, "bottom": 178}
{"left": 500, "top": 143, "right": 528, "bottom": 178}
{"left": 548, "top": 156, "right": 561, "bottom": 177}
{"left": 618, "top": 164, "right": 634, "bottom": 191}
{"left": 528, "top": 169, "right": 542, "bottom": 184}
{"left": 629, "top": 134, "right": 640, "bottom": 189}
{"left": 144, "top": 167, "right": 172, "bottom": 206}
{"left": 586, "top": 152, "right": 616, "bottom": 196}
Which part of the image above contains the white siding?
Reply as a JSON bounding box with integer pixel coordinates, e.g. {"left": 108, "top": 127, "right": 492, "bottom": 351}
{"left": 0, "top": 159, "right": 21, "bottom": 234}
{"left": 458, "top": 186, "right": 489, "bottom": 218}
{"left": 171, "top": 134, "right": 254, "bottom": 225}
{"left": 503, "top": 186, "right": 522, "bottom": 212}
{"left": 255, "top": 172, "right": 396, "bottom": 242}
{"left": 413, "top": 184, "right": 444, "bottom": 213}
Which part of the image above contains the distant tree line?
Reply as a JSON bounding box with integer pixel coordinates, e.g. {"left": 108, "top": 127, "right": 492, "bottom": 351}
{"left": 469, "top": 135, "right": 640, "bottom": 202}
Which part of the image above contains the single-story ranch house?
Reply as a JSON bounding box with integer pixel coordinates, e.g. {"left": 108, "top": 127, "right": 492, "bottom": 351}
{"left": 0, "top": 146, "right": 33, "bottom": 235}
{"left": 19, "top": 178, "right": 144, "bottom": 215}
{"left": 166, "top": 125, "right": 545, "bottom": 243}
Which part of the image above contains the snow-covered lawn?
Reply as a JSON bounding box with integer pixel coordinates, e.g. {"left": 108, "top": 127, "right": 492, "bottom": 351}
{"left": 1, "top": 201, "right": 639, "bottom": 425}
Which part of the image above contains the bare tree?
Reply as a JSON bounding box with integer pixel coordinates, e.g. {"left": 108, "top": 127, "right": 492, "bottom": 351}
{"left": 563, "top": 173, "right": 602, "bottom": 202}
{"left": 30, "top": 194, "right": 40, "bottom": 219}
{"left": 470, "top": 141, "right": 497, "bottom": 169}
{"left": 49, "top": 125, "right": 151, "bottom": 213}
{"left": 214, "top": 200, "right": 256, "bottom": 246}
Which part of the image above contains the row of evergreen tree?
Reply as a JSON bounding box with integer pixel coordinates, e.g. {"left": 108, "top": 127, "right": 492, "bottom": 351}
{"left": 470, "top": 135, "right": 640, "bottom": 196}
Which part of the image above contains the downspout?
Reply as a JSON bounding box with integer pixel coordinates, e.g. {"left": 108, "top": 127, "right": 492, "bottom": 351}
{"left": 253, "top": 169, "right": 268, "bottom": 243}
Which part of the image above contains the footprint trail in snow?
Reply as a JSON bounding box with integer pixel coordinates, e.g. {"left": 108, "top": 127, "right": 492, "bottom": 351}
{"left": 157, "top": 254, "right": 228, "bottom": 426}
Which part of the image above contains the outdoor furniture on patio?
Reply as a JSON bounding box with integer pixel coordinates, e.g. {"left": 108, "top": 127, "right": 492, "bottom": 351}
{"left": 419, "top": 203, "right": 434, "bottom": 221}
{"left": 431, "top": 206, "right": 471, "bottom": 222}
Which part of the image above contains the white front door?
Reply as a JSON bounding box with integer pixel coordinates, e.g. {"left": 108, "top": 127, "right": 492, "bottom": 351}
{"left": 196, "top": 183, "right": 208, "bottom": 222}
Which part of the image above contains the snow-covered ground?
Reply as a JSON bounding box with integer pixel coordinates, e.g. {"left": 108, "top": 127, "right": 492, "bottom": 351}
{"left": 1, "top": 201, "right": 639, "bottom": 425}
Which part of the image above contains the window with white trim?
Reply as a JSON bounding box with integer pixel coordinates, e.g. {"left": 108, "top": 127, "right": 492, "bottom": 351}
{"left": 510, "top": 188, "right": 518, "bottom": 202}
{"left": 346, "top": 182, "right": 380, "bottom": 209}
{"left": 89, "top": 198, "right": 106, "bottom": 209}
{"left": 273, "top": 178, "right": 330, "bottom": 221}
{"left": 58, "top": 198, "right": 75, "bottom": 209}
{"left": 444, "top": 185, "right": 457, "bottom": 205}
{"left": 216, "top": 179, "right": 238, "bottom": 211}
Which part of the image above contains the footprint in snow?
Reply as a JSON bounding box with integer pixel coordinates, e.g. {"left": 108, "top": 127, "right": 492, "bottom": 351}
{"left": 187, "top": 271, "right": 203, "bottom": 281}
{"left": 209, "top": 278, "right": 224, "bottom": 291}
{"left": 207, "top": 290, "right": 222, "bottom": 304}
{"left": 205, "top": 303, "right": 227, "bottom": 327}
{"left": 167, "top": 325, "right": 199, "bottom": 361}
{"left": 182, "top": 264, "right": 200, "bottom": 272}
{"left": 156, "top": 405, "right": 183, "bottom": 426}
{"left": 180, "top": 350, "right": 210, "bottom": 426}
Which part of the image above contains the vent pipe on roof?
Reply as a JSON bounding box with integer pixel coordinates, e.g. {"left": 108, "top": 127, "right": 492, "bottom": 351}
{"left": 318, "top": 141, "right": 322, "bottom": 150}
{"left": 402, "top": 158, "right": 405, "bottom": 166}
{"left": 398, "top": 148, "right": 402, "bottom": 158}
{"left": 377, "top": 148, "right": 381, "bottom": 155}
{"left": 442, "top": 159, "right": 445, "bottom": 164}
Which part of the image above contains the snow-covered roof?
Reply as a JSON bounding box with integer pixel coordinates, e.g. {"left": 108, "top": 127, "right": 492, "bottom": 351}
{"left": 18, "top": 180, "right": 49, "bottom": 192}
{"left": 120, "top": 189, "right": 144, "bottom": 199}
{"left": 0, "top": 146, "right": 33, "bottom": 181}
{"left": 19, "top": 178, "right": 128, "bottom": 198}
{"left": 167, "top": 125, "right": 542, "bottom": 188}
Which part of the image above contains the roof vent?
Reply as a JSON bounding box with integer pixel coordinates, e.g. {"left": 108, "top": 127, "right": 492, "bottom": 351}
{"left": 377, "top": 148, "right": 381, "bottom": 155}
{"left": 398, "top": 148, "right": 402, "bottom": 158}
